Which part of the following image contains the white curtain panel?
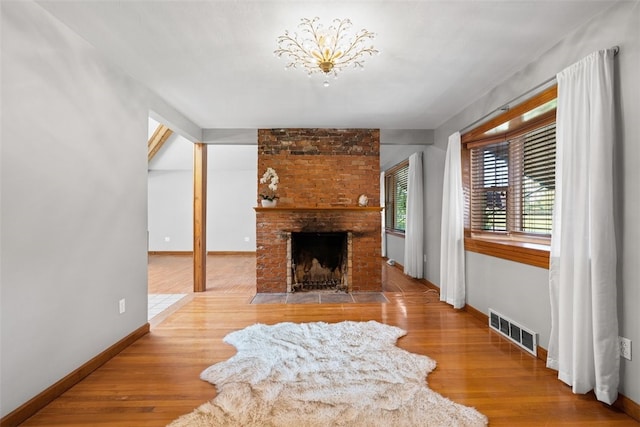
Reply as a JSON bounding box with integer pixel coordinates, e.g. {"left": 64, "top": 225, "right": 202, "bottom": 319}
{"left": 439, "top": 132, "right": 466, "bottom": 309}
{"left": 380, "top": 171, "right": 386, "bottom": 258}
{"left": 547, "top": 49, "right": 619, "bottom": 405}
{"left": 403, "top": 152, "right": 424, "bottom": 278}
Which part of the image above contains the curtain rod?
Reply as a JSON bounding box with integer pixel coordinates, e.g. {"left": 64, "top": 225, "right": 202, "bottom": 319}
{"left": 460, "top": 45, "right": 620, "bottom": 134}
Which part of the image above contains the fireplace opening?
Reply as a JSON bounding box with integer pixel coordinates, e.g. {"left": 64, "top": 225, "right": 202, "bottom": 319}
{"left": 290, "top": 232, "right": 348, "bottom": 292}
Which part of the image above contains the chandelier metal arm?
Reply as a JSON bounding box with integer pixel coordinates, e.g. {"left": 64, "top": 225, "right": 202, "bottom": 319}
{"left": 334, "top": 32, "right": 377, "bottom": 67}
{"left": 329, "top": 18, "right": 350, "bottom": 58}
{"left": 275, "top": 34, "right": 318, "bottom": 72}
{"left": 307, "top": 18, "right": 326, "bottom": 54}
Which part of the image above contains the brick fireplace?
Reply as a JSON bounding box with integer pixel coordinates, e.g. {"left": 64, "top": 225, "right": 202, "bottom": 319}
{"left": 255, "top": 129, "right": 381, "bottom": 293}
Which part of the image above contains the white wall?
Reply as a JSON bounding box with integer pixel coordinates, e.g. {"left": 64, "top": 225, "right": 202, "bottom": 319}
{"left": 207, "top": 165, "right": 257, "bottom": 252}
{"left": 385, "top": 234, "right": 405, "bottom": 266}
{"left": 431, "top": 0, "right": 639, "bottom": 405}
{"left": 0, "top": 1, "right": 199, "bottom": 417}
{"left": 147, "top": 140, "right": 257, "bottom": 252}
{"left": 206, "top": 145, "right": 257, "bottom": 252}
{"left": 148, "top": 170, "right": 193, "bottom": 251}
{"left": 465, "top": 253, "right": 552, "bottom": 345}
{"left": 147, "top": 131, "right": 193, "bottom": 251}
{"left": 422, "top": 145, "right": 445, "bottom": 283}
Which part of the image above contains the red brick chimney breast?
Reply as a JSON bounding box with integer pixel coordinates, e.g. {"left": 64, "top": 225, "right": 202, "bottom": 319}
{"left": 255, "top": 129, "right": 382, "bottom": 293}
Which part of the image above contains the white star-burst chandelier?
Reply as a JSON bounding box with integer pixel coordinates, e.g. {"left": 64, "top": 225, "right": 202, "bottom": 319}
{"left": 274, "top": 17, "right": 378, "bottom": 86}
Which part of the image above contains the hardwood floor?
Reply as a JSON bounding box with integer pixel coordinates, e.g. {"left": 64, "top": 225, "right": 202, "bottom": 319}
{"left": 147, "top": 253, "right": 256, "bottom": 295}
{"left": 19, "top": 254, "right": 638, "bottom": 426}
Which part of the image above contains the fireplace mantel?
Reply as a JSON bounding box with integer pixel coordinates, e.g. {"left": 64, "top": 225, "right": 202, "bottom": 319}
{"left": 254, "top": 207, "right": 382, "bottom": 212}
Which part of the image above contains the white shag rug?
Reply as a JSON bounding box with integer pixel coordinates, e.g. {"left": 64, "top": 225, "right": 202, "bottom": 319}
{"left": 168, "top": 320, "right": 488, "bottom": 427}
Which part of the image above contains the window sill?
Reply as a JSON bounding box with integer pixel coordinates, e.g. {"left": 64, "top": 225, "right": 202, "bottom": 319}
{"left": 464, "top": 236, "right": 550, "bottom": 269}
{"left": 385, "top": 229, "right": 405, "bottom": 238}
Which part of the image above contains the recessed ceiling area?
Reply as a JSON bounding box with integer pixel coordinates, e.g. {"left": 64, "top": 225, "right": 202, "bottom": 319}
{"left": 38, "top": 1, "right": 617, "bottom": 131}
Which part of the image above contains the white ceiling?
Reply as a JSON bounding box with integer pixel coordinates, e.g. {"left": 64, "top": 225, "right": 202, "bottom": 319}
{"left": 38, "top": 1, "right": 616, "bottom": 131}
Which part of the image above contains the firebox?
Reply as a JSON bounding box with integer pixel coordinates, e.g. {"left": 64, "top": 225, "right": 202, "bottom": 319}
{"left": 288, "top": 232, "right": 350, "bottom": 292}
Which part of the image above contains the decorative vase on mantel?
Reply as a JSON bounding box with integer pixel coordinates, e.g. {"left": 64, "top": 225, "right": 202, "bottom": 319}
{"left": 261, "top": 199, "right": 278, "bottom": 208}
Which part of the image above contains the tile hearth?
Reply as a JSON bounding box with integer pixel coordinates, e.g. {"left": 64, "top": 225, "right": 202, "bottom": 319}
{"left": 251, "top": 292, "right": 389, "bottom": 305}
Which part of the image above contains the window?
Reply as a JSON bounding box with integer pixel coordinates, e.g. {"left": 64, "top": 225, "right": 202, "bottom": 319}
{"left": 470, "top": 122, "right": 556, "bottom": 236}
{"left": 385, "top": 161, "right": 408, "bottom": 232}
{"left": 462, "top": 86, "right": 557, "bottom": 268}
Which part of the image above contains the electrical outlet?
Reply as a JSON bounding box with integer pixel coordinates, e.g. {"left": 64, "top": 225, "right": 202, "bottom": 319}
{"left": 119, "top": 298, "right": 126, "bottom": 314}
{"left": 619, "top": 336, "right": 631, "bottom": 360}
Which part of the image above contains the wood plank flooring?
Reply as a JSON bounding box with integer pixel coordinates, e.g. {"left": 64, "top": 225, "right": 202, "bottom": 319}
{"left": 20, "top": 254, "right": 638, "bottom": 426}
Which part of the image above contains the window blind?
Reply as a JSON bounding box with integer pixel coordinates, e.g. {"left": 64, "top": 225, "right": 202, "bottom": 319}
{"left": 471, "top": 141, "right": 509, "bottom": 232}
{"left": 514, "top": 123, "right": 556, "bottom": 234}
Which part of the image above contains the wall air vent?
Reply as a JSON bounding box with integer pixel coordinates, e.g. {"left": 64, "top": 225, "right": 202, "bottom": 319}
{"left": 488, "top": 309, "right": 537, "bottom": 356}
